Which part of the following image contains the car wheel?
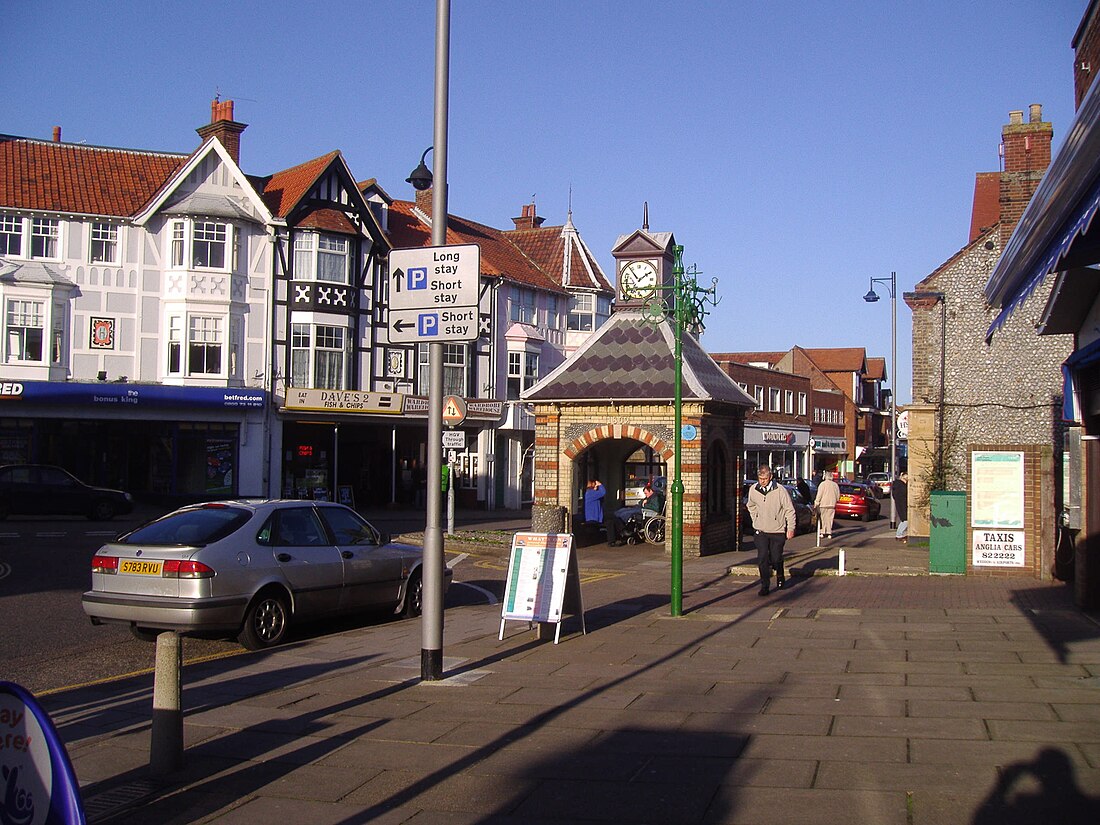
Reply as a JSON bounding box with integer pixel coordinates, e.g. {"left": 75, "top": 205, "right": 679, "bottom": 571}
{"left": 403, "top": 572, "right": 423, "bottom": 618}
{"left": 89, "top": 500, "right": 115, "bottom": 521}
{"left": 238, "top": 591, "right": 289, "bottom": 650}
{"left": 861, "top": 511, "right": 871, "bottom": 522}
{"left": 130, "top": 626, "right": 161, "bottom": 643}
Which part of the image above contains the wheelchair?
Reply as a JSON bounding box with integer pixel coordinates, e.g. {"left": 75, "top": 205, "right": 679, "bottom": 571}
{"left": 619, "top": 508, "right": 666, "bottom": 545}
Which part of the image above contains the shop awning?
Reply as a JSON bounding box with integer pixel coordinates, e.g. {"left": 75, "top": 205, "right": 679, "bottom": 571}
{"left": 985, "top": 80, "right": 1100, "bottom": 340}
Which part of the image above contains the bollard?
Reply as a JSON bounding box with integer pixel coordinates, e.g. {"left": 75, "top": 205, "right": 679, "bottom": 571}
{"left": 150, "top": 630, "right": 184, "bottom": 774}
{"left": 838, "top": 548, "right": 846, "bottom": 577}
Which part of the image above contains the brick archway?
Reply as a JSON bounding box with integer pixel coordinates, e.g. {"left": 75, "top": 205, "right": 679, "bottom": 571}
{"left": 563, "top": 423, "right": 672, "bottom": 462}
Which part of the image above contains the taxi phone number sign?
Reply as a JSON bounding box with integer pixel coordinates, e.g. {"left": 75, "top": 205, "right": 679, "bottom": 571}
{"left": 972, "top": 530, "right": 1025, "bottom": 567}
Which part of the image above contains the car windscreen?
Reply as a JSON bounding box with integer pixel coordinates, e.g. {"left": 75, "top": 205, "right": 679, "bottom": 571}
{"left": 118, "top": 506, "right": 252, "bottom": 546}
{"left": 838, "top": 485, "right": 865, "bottom": 496}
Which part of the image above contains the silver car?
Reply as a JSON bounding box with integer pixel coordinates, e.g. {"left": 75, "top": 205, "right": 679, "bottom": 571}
{"left": 81, "top": 500, "right": 449, "bottom": 649}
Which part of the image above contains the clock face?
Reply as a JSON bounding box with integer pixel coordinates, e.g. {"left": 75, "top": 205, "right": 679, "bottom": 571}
{"left": 620, "top": 260, "right": 658, "bottom": 299}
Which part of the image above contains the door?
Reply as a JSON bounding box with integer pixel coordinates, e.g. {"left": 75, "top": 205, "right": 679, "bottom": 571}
{"left": 268, "top": 506, "right": 344, "bottom": 616}
{"left": 317, "top": 505, "right": 405, "bottom": 610}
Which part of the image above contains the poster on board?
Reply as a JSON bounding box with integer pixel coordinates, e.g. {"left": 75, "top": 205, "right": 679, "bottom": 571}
{"left": 971, "top": 450, "right": 1024, "bottom": 529}
{"left": 499, "top": 532, "right": 585, "bottom": 643}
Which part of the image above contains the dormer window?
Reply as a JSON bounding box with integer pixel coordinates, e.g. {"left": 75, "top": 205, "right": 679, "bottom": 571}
{"left": 293, "top": 232, "right": 350, "bottom": 284}
{"left": 169, "top": 219, "right": 235, "bottom": 271}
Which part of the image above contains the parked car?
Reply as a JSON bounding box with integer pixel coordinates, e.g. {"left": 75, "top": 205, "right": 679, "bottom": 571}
{"left": 836, "top": 482, "right": 882, "bottom": 521}
{"left": 82, "top": 500, "right": 449, "bottom": 649}
{"left": 740, "top": 483, "right": 817, "bottom": 535}
{"left": 0, "top": 464, "right": 134, "bottom": 520}
{"left": 865, "top": 472, "right": 892, "bottom": 498}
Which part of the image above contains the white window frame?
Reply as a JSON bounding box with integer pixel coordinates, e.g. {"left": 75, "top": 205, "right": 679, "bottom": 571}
{"left": 30, "top": 218, "right": 60, "bottom": 260}
{"left": 4, "top": 298, "right": 45, "bottom": 363}
{"left": 167, "top": 314, "right": 183, "bottom": 375}
{"left": 784, "top": 389, "right": 794, "bottom": 414}
{"left": 507, "top": 349, "right": 539, "bottom": 399}
{"left": 769, "top": 387, "right": 781, "bottom": 412}
{"left": 568, "top": 293, "right": 595, "bottom": 331}
{"left": 90, "top": 222, "right": 120, "bottom": 264}
{"left": 0, "top": 215, "right": 23, "bottom": 256}
{"left": 188, "top": 314, "right": 224, "bottom": 376}
{"left": 168, "top": 219, "right": 233, "bottom": 271}
{"left": 418, "top": 343, "right": 467, "bottom": 396}
{"left": 798, "top": 392, "right": 808, "bottom": 416}
{"left": 753, "top": 385, "right": 764, "bottom": 410}
{"left": 293, "top": 231, "right": 350, "bottom": 284}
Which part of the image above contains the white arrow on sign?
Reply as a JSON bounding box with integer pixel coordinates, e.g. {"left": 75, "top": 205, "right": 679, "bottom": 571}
{"left": 388, "top": 308, "right": 479, "bottom": 344}
{"left": 390, "top": 244, "right": 481, "bottom": 311}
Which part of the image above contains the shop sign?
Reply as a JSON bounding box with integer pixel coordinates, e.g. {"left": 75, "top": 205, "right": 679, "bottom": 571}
{"left": 0, "top": 379, "right": 264, "bottom": 409}
{"left": 762, "top": 431, "right": 795, "bottom": 445}
{"left": 811, "top": 437, "right": 847, "bottom": 453}
{"left": 403, "top": 396, "right": 504, "bottom": 421}
{"left": 283, "top": 388, "right": 404, "bottom": 415}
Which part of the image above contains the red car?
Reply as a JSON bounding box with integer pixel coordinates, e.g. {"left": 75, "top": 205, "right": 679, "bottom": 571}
{"left": 836, "top": 483, "right": 882, "bottom": 522}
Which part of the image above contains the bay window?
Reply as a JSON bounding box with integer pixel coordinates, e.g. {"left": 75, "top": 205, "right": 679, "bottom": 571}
{"left": 188, "top": 315, "right": 223, "bottom": 375}
{"left": 293, "top": 231, "right": 350, "bottom": 283}
{"left": 291, "top": 322, "right": 348, "bottom": 389}
{"left": 0, "top": 216, "right": 62, "bottom": 260}
{"left": 5, "top": 299, "right": 44, "bottom": 363}
{"left": 168, "top": 219, "right": 234, "bottom": 270}
{"left": 507, "top": 350, "right": 539, "bottom": 400}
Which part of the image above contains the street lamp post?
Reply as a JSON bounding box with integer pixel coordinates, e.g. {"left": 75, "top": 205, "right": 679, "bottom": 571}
{"left": 863, "top": 271, "right": 897, "bottom": 529}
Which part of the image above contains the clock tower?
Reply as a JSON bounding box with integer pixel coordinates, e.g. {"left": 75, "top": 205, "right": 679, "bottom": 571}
{"left": 611, "top": 212, "right": 676, "bottom": 311}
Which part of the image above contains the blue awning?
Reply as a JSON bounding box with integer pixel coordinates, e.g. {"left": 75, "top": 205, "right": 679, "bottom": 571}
{"left": 985, "top": 79, "right": 1100, "bottom": 340}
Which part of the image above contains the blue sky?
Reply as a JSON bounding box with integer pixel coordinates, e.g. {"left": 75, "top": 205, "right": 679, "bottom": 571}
{"left": 3, "top": 1, "right": 1087, "bottom": 403}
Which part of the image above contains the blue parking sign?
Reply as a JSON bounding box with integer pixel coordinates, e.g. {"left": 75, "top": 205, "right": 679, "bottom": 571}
{"left": 408, "top": 267, "right": 428, "bottom": 290}
{"left": 419, "top": 313, "right": 439, "bottom": 336}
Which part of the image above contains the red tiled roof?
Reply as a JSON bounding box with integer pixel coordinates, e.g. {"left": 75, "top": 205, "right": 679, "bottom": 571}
{"left": 710, "top": 351, "right": 787, "bottom": 367}
{"left": 508, "top": 224, "right": 613, "bottom": 292}
{"left": 800, "top": 347, "right": 867, "bottom": 373}
{"left": 387, "top": 199, "right": 567, "bottom": 292}
{"left": 970, "top": 172, "right": 1001, "bottom": 243}
{"left": 297, "top": 207, "right": 358, "bottom": 235}
{"left": 865, "top": 357, "right": 886, "bottom": 381}
{"left": 0, "top": 135, "right": 187, "bottom": 217}
{"left": 258, "top": 151, "right": 341, "bottom": 218}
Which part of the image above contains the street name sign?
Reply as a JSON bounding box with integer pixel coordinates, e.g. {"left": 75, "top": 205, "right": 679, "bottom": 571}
{"left": 388, "top": 244, "right": 480, "bottom": 343}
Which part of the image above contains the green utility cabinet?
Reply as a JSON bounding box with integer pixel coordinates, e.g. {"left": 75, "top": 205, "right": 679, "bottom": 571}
{"left": 929, "top": 491, "right": 967, "bottom": 574}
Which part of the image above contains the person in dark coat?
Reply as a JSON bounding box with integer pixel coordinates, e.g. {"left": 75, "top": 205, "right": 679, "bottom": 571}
{"left": 892, "top": 471, "right": 909, "bottom": 542}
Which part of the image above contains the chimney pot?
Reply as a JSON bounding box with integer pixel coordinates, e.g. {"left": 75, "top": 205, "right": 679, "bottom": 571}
{"left": 1008, "top": 110, "right": 1023, "bottom": 125}
{"left": 1029, "top": 103, "right": 1042, "bottom": 122}
{"left": 52, "top": 126, "right": 61, "bottom": 142}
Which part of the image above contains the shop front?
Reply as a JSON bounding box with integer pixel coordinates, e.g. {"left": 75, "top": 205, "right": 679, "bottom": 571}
{"left": 743, "top": 424, "right": 811, "bottom": 482}
{"left": 810, "top": 435, "right": 849, "bottom": 479}
{"left": 0, "top": 380, "right": 267, "bottom": 502}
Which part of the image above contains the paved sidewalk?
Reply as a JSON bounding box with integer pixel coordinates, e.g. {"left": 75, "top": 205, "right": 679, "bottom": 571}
{"left": 41, "top": 528, "right": 1100, "bottom": 824}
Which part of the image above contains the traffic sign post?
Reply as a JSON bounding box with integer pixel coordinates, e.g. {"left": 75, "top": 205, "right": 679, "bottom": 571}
{"left": 389, "top": 244, "right": 480, "bottom": 344}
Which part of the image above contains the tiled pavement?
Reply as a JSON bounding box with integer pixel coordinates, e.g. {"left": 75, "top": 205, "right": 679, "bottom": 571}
{"left": 38, "top": 521, "right": 1100, "bottom": 824}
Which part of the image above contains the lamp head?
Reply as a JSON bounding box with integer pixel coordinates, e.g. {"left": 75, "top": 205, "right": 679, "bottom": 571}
{"left": 863, "top": 288, "right": 880, "bottom": 303}
{"left": 406, "top": 147, "right": 434, "bottom": 191}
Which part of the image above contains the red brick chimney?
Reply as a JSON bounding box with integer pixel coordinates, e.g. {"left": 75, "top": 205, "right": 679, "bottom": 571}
{"left": 52, "top": 126, "right": 61, "bottom": 142}
{"left": 196, "top": 98, "right": 247, "bottom": 166}
{"left": 511, "top": 203, "right": 545, "bottom": 230}
{"left": 999, "top": 104, "right": 1052, "bottom": 242}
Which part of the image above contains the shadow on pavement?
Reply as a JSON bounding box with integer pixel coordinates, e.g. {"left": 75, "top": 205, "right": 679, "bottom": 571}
{"left": 970, "top": 747, "right": 1100, "bottom": 824}
{"left": 1010, "top": 586, "right": 1100, "bottom": 664}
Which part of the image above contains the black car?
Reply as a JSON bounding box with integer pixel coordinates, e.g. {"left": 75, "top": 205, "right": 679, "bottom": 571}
{"left": 740, "top": 482, "right": 817, "bottom": 535}
{"left": 0, "top": 464, "right": 134, "bottom": 520}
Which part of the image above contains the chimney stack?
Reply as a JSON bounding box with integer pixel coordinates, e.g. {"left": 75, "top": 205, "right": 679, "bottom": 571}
{"left": 196, "top": 98, "right": 247, "bottom": 166}
{"left": 52, "top": 126, "right": 61, "bottom": 142}
{"left": 999, "top": 104, "right": 1052, "bottom": 242}
{"left": 511, "top": 202, "right": 545, "bottom": 230}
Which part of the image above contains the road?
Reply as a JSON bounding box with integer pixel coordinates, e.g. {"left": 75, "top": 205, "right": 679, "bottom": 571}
{"left": 0, "top": 508, "right": 508, "bottom": 695}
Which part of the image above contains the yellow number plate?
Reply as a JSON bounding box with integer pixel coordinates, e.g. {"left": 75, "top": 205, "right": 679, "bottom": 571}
{"left": 119, "top": 559, "right": 163, "bottom": 576}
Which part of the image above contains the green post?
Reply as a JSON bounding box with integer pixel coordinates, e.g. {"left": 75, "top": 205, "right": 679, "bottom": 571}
{"left": 670, "top": 245, "right": 685, "bottom": 616}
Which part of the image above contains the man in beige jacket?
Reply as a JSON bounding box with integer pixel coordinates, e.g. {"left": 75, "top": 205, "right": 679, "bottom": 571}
{"left": 814, "top": 471, "right": 841, "bottom": 539}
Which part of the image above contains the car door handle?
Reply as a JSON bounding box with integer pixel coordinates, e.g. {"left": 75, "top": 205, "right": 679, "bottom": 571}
{"left": 276, "top": 553, "right": 293, "bottom": 562}
{"left": 341, "top": 551, "right": 354, "bottom": 559}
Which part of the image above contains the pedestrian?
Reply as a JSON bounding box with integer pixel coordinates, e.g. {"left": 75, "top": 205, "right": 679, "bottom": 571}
{"left": 814, "top": 471, "right": 841, "bottom": 539}
{"left": 746, "top": 465, "right": 796, "bottom": 595}
{"left": 606, "top": 483, "right": 664, "bottom": 546}
{"left": 583, "top": 479, "right": 605, "bottom": 525}
{"left": 892, "top": 471, "right": 909, "bottom": 542}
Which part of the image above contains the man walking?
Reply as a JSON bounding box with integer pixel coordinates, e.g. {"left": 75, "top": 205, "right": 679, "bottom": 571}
{"left": 746, "top": 465, "right": 796, "bottom": 595}
{"left": 814, "top": 471, "right": 841, "bottom": 539}
{"left": 893, "top": 471, "right": 909, "bottom": 543}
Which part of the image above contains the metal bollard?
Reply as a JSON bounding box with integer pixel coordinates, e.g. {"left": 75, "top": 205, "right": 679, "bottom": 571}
{"left": 149, "top": 630, "right": 184, "bottom": 774}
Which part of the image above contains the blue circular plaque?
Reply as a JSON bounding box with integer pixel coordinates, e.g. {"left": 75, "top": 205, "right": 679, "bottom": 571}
{"left": 681, "top": 424, "right": 698, "bottom": 441}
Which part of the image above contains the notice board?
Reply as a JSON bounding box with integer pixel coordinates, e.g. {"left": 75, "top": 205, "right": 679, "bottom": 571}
{"left": 499, "top": 532, "right": 585, "bottom": 643}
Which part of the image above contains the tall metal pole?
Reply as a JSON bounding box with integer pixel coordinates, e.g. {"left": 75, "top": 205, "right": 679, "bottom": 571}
{"left": 422, "top": 0, "right": 450, "bottom": 681}
{"left": 889, "top": 271, "right": 897, "bottom": 529}
{"left": 670, "top": 245, "right": 684, "bottom": 617}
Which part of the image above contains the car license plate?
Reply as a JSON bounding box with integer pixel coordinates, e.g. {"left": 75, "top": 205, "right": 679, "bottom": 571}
{"left": 119, "top": 559, "right": 163, "bottom": 576}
